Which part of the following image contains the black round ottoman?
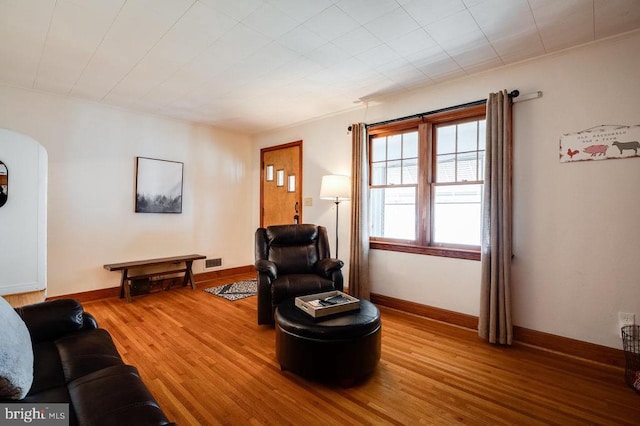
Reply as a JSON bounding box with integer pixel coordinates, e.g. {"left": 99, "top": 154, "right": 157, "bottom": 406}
{"left": 274, "top": 298, "right": 381, "bottom": 386}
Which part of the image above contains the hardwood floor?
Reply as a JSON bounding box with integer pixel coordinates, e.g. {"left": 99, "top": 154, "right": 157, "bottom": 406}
{"left": 81, "top": 273, "right": 640, "bottom": 425}
{"left": 4, "top": 289, "right": 46, "bottom": 307}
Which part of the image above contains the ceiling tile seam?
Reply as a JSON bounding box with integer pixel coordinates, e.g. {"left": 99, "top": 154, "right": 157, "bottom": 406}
{"left": 136, "top": 29, "right": 239, "bottom": 109}
{"left": 333, "top": 1, "right": 392, "bottom": 28}
{"left": 136, "top": 16, "right": 255, "bottom": 109}
{"left": 465, "top": 4, "right": 504, "bottom": 69}
{"left": 66, "top": 0, "right": 129, "bottom": 97}
{"left": 341, "top": 15, "right": 434, "bottom": 86}
{"left": 526, "top": 0, "right": 548, "bottom": 54}
{"left": 99, "top": 0, "right": 199, "bottom": 103}
{"left": 396, "top": 3, "right": 469, "bottom": 80}
{"left": 138, "top": 5, "right": 292, "bottom": 111}
{"left": 273, "top": 1, "right": 335, "bottom": 27}
{"left": 158, "top": 23, "right": 287, "bottom": 113}
{"left": 32, "top": 0, "right": 59, "bottom": 90}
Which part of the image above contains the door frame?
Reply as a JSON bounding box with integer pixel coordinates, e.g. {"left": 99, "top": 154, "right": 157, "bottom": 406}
{"left": 260, "top": 140, "right": 303, "bottom": 227}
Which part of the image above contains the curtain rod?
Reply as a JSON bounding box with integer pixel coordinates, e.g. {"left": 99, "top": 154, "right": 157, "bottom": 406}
{"left": 364, "top": 89, "right": 520, "bottom": 129}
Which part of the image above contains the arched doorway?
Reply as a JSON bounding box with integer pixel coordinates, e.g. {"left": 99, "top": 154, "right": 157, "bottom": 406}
{"left": 0, "top": 128, "right": 48, "bottom": 303}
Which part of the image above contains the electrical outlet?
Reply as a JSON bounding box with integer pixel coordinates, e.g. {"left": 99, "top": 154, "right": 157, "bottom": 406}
{"left": 619, "top": 312, "right": 635, "bottom": 326}
{"left": 618, "top": 312, "right": 635, "bottom": 337}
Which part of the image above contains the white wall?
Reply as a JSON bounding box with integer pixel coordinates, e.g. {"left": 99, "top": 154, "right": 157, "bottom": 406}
{"left": 0, "top": 86, "right": 254, "bottom": 297}
{"left": 0, "top": 129, "right": 47, "bottom": 295}
{"left": 253, "top": 30, "right": 640, "bottom": 349}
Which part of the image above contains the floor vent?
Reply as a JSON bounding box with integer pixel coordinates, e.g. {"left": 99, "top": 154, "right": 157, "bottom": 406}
{"left": 205, "top": 258, "right": 222, "bottom": 269}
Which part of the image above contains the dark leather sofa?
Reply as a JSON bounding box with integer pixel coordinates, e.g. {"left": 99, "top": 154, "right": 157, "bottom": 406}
{"left": 2, "top": 299, "right": 173, "bottom": 426}
{"left": 255, "top": 224, "right": 344, "bottom": 325}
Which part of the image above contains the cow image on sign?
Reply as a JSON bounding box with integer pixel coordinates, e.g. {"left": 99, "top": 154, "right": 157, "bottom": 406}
{"left": 612, "top": 141, "right": 640, "bottom": 154}
{"left": 560, "top": 124, "right": 640, "bottom": 163}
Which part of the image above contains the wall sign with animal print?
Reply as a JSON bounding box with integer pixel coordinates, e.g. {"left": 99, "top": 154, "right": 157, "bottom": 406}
{"left": 560, "top": 124, "right": 640, "bottom": 163}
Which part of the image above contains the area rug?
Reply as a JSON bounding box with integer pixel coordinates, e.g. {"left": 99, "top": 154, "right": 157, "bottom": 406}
{"left": 203, "top": 279, "right": 257, "bottom": 301}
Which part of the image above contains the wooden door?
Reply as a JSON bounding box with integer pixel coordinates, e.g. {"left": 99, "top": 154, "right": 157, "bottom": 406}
{"left": 261, "top": 141, "right": 302, "bottom": 227}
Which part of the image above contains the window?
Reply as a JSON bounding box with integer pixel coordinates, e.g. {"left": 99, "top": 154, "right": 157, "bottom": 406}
{"left": 370, "top": 130, "right": 418, "bottom": 240}
{"left": 369, "top": 105, "right": 485, "bottom": 260}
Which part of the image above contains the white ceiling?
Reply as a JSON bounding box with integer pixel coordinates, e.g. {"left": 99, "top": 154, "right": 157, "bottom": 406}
{"left": 1, "top": 0, "right": 639, "bottom": 134}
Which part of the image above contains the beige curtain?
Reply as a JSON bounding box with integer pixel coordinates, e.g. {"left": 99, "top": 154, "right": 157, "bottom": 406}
{"left": 479, "top": 90, "right": 513, "bottom": 345}
{"left": 348, "top": 123, "right": 370, "bottom": 300}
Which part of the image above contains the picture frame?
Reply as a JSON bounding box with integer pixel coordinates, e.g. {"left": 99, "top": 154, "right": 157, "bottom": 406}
{"left": 135, "top": 157, "right": 183, "bottom": 214}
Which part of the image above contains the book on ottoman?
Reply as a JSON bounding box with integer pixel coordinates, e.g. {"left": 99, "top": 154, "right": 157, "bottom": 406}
{"left": 295, "top": 291, "right": 360, "bottom": 318}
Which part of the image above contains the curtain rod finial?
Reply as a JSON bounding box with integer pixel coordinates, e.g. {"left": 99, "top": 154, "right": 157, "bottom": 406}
{"left": 509, "top": 90, "right": 520, "bottom": 98}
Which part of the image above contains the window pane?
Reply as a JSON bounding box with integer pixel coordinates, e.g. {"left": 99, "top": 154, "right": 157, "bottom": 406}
{"left": 478, "top": 150, "right": 485, "bottom": 181}
{"left": 478, "top": 120, "right": 486, "bottom": 150}
{"left": 387, "top": 134, "right": 402, "bottom": 160}
{"left": 436, "top": 154, "right": 455, "bottom": 183}
{"left": 402, "top": 158, "right": 418, "bottom": 184}
{"left": 456, "top": 151, "right": 477, "bottom": 182}
{"left": 370, "top": 187, "right": 416, "bottom": 240}
{"left": 372, "top": 137, "right": 386, "bottom": 162}
{"left": 372, "top": 162, "right": 386, "bottom": 185}
{"left": 433, "top": 184, "right": 482, "bottom": 246}
{"left": 457, "top": 121, "right": 477, "bottom": 152}
{"left": 403, "top": 131, "right": 418, "bottom": 157}
{"left": 437, "top": 125, "right": 456, "bottom": 154}
{"left": 387, "top": 160, "right": 402, "bottom": 185}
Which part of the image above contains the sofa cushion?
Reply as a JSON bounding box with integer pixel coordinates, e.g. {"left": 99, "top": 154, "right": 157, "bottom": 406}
{"left": 0, "top": 297, "right": 33, "bottom": 399}
{"left": 56, "top": 328, "right": 124, "bottom": 382}
{"left": 69, "top": 365, "right": 172, "bottom": 426}
{"left": 29, "top": 341, "right": 65, "bottom": 395}
{"left": 22, "top": 386, "right": 78, "bottom": 425}
{"left": 26, "top": 317, "right": 121, "bottom": 396}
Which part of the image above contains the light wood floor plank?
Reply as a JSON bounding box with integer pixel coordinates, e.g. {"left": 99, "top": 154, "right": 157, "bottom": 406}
{"left": 81, "top": 274, "right": 640, "bottom": 425}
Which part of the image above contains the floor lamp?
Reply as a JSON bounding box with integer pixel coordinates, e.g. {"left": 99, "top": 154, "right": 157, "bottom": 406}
{"left": 320, "top": 175, "right": 351, "bottom": 258}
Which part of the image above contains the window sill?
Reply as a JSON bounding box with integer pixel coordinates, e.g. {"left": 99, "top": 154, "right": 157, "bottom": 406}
{"left": 369, "top": 241, "right": 480, "bottom": 261}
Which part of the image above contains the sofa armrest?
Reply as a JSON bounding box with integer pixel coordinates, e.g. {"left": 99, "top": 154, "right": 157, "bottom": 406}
{"left": 15, "top": 299, "right": 94, "bottom": 343}
{"left": 255, "top": 259, "right": 278, "bottom": 280}
{"left": 82, "top": 312, "right": 99, "bottom": 330}
{"left": 315, "top": 258, "right": 344, "bottom": 278}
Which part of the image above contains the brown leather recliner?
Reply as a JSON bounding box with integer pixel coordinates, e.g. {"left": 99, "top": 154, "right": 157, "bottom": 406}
{"left": 255, "top": 224, "right": 344, "bottom": 325}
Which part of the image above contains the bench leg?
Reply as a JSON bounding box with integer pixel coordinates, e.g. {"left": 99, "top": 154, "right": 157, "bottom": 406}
{"left": 119, "top": 270, "right": 129, "bottom": 301}
{"left": 119, "top": 270, "right": 133, "bottom": 303}
{"left": 183, "top": 261, "right": 196, "bottom": 290}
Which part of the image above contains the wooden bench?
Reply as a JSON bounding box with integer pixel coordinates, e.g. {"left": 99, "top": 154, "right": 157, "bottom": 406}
{"left": 104, "top": 254, "right": 206, "bottom": 302}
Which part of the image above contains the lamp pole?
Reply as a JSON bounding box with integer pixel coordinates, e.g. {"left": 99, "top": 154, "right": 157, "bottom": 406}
{"left": 320, "top": 174, "right": 351, "bottom": 259}
{"left": 334, "top": 199, "right": 340, "bottom": 258}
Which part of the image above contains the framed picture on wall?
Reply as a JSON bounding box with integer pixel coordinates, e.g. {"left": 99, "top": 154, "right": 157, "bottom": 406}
{"left": 135, "top": 157, "right": 183, "bottom": 213}
{"left": 0, "top": 160, "right": 7, "bottom": 208}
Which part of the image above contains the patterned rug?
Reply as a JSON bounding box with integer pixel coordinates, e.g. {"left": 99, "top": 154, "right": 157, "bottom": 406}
{"left": 203, "top": 279, "right": 257, "bottom": 301}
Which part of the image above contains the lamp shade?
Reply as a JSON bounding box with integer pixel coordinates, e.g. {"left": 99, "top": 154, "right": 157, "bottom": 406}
{"left": 320, "top": 175, "right": 351, "bottom": 201}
